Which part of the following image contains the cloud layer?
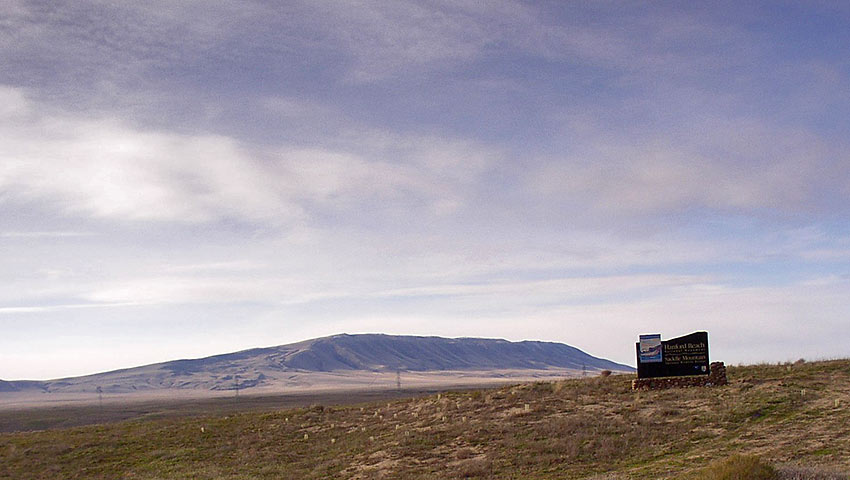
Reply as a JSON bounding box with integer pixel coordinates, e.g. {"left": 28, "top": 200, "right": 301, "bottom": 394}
{"left": 1, "top": 2, "right": 849, "bottom": 379}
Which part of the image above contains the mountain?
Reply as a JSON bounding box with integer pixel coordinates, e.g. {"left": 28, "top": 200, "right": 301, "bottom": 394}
{"left": 2, "top": 334, "right": 633, "bottom": 396}
{"left": 0, "top": 380, "right": 44, "bottom": 393}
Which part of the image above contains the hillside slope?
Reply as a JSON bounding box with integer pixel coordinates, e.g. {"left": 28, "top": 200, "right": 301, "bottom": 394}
{"left": 2, "top": 334, "right": 632, "bottom": 394}
{"left": 163, "top": 333, "right": 630, "bottom": 373}
{"left": 1, "top": 360, "right": 848, "bottom": 479}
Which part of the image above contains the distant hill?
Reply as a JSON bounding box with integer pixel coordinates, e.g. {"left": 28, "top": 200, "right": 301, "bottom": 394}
{"left": 1, "top": 334, "right": 633, "bottom": 395}
{"left": 0, "top": 380, "right": 44, "bottom": 393}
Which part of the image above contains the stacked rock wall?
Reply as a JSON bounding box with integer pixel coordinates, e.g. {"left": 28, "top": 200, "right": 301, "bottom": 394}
{"left": 707, "top": 362, "right": 727, "bottom": 386}
{"left": 632, "top": 362, "right": 727, "bottom": 390}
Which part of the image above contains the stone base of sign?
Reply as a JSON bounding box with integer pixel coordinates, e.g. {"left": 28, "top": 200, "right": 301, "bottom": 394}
{"left": 631, "top": 362, "right": 728, "bottom": 390}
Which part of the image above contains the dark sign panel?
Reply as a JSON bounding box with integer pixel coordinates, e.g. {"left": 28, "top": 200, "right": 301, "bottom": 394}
{"left": 636, "top": 331, "right": 709, "bottom": 379}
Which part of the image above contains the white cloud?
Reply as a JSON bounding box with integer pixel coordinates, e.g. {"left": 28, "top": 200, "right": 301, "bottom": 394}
{"left": 1, "top": 117, "right": 291, "bottom": 222}
{"left": 0, "top": 302, "right": 140, "bottom": 315}
{"left": 0, "top": 86, "right": 499, "bottom": 225}
{"left": 84, "top": 276, "right": 285, "bottom": 305}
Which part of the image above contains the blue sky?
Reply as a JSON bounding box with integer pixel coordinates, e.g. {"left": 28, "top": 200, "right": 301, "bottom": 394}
{"left": 2, "top": 1, "right": 849, "bottom": 380}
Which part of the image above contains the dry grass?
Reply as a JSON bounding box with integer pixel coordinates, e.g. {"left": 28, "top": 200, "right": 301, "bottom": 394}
{"left": 690, "top": 455, "right": 777, "bottom": 480}
{"left": 776, "top": 466, "right": 849, "bottom": 480}
{"left": 1, "top": 360, "right": 850, "bottom": 479}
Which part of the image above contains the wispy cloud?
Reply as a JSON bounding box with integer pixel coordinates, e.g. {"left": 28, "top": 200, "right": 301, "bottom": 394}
{"left": 0, "top": 86, "right": 499, "bottom": 225}
{"left": 280, "top": 1, "right": 757, "bottom": 84}
{"left": 0, "top": 1, "right": 761, "bottom": 94}
{"left": 528, "top": 120, "right": 847, "bottom": 218}
{"left": 0, "top": 231, "right": 94, "bottom": 238}
{"left": 0, "top": 302, "right": 142, "bottom": 314}
{"left": 161, "top": 261, "right": 265, "bottom": 274}
{"left": 77, "top": 271, "right": 713, "bottom": 310}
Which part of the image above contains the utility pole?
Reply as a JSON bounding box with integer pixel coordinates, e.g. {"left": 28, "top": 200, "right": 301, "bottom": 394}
{"left": 235, "top": 375, "right": 240, "bottom": 398}
{"left": 396, "top": 369, "right": 401, "bottom": 391}
{"left": 582, "top": 363, "right": 587, "bottom": 378}
{"left": 96, "top": 386, "right": 103, "bottom": 408}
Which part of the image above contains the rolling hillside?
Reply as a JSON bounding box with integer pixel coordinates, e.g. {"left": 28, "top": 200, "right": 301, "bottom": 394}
{"left": 1, "top": 360, "right": 848, "bottom": 479}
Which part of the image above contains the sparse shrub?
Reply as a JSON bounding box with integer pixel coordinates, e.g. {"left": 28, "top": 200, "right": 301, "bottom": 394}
{"left": 599, "top": 370, "right": 612, "bottom": 377}
{"left": 455, "top": 457, "right": 490, "bottom": 478}
{"left": 694, "top": 455, "right": 777, "bottom": 480}
{"left": 795, "top": 358, "right": 806, "bottom": 365}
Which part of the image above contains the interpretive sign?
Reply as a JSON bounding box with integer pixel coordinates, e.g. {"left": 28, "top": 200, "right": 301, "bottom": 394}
{"left": 638, "top": 334, "right": 662, "bottom": 363}
{"left": 635, "top": 331, "right": 709, "bottom": 379}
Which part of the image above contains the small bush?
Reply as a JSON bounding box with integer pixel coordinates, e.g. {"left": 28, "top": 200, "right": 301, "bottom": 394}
{"left": 695, "top": 455, "right": 777, "bottom": 480}
{"left": 599, "top": 370, "right": 612, "bottom": 377}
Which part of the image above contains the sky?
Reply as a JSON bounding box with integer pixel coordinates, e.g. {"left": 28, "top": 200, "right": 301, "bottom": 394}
{"left": 2, "top": 1, "right": 850, "bottom": 380}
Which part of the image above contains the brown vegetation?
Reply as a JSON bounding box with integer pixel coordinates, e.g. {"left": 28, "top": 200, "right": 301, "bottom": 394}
{"left": 691, "top": 455, "right": 777, "bottom": 480}
{"left": 1, "top": 360, "right": 849, "bottom": 479}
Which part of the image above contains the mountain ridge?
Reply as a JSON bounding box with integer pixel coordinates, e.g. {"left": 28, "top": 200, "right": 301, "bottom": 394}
{"left": 1, "top": 334, "right": 633, "bottom": 395}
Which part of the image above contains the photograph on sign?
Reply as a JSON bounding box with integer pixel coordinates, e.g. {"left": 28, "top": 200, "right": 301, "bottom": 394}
{"left": 639, "top": 334, "right": 662, "bottom": 363}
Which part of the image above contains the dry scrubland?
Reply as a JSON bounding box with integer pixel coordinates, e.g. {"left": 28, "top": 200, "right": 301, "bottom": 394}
{"left": 1, "top": 360, "right": 849, "bottom": 479}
